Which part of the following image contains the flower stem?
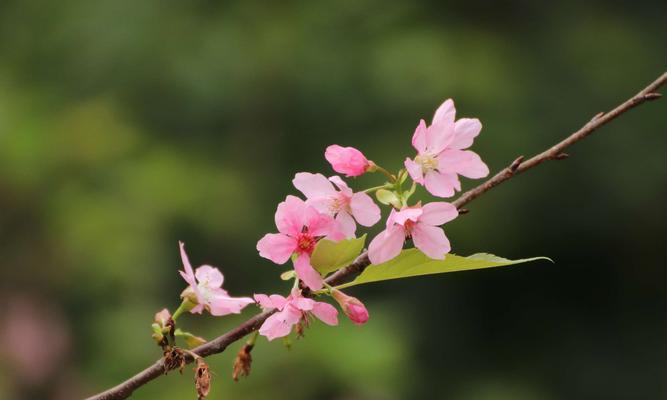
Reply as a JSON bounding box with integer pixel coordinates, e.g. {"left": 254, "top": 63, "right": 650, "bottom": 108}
{"left": 172, "top": 298, "right": 195, "bottom": 321}
{"left": 371, "top": 164, "right": 396, "bottom": 182}
{"left": 363, "top": 183, "right": 392, "bottom": 193}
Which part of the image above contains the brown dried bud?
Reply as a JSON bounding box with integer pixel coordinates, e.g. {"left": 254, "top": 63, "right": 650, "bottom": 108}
{"left": 295, "top": 321, "right": 305, "bottom": 338}
{"left": 163, "top": 346, "right": 186, "bottom": 374}
{"left": 194, "top": 358, "right": 211, "bottom": 400}
{"left": 295, "top": 314, "right": 309, "bottom": 338}
{"left": 232, "top": 344, "right": 254, "bottom": 381}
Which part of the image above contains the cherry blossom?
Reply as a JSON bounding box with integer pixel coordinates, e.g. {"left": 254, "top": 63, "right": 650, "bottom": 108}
{"left": 179, "top": 242, "right": 254, "bottom": 316}
{"left": 368, "top": 202, "right": 458, "bottom": 264}
{"left": 256, "top": 196, "right": 342, "bottom": 290}
{"left": 325, "top": 145, "right": 371, "bottom": 177}
{"left": 254, "top": 289, "right": 338, "bottom": 341}
{"left": 292, "top": 172, "right": 381, "bottom": 238}
{"left": 404, "top": 99, "right": 489, "bottom": 197}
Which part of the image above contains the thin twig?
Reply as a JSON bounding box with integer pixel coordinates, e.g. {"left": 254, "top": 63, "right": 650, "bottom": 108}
{"left": 452, "top": 72, "right": 666, "bottom": 210}
{"left": 85, "top": 71, "right": 665, "bottom": 400}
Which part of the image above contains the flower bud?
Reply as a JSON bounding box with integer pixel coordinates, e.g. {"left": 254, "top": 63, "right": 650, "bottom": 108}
{"left": 331, "top": 290, "right": 369, "bottom": 325}
{"left": 325, "top": 145, "right": 370, "bottom": 177}
{"left": 152, "top": 308, "right": 173, "bottom": 346}
{"left": 154, "top": 308, "right": 172, "bottom": 326}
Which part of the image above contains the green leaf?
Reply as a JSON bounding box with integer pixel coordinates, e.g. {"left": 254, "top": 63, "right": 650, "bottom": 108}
{"left": 310, "top": 234, "right": 367, "bottom": 275}
{"left": 335, "top": 249, "right": 551, "bottom": 289}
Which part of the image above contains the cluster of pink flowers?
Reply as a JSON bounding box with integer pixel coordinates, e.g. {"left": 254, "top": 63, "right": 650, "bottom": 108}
{"left": 171, "top": 99, "right": 487, "bottom": 342}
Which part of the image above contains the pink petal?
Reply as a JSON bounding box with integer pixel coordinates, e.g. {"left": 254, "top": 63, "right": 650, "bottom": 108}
{"left": 451, "top": 118, "right": 482, "bottom": 149}
{"left": 432, "top": 99, "right": 456, "bottom": 127}
{"left": 424, "top": 170, "right": 459, "bottom": 198}
{"left": 404, "top": 157, "right": 424, "bottom": 184}
{"left": 456, "top": 150, "right": 489, "bottom": 179}
{"left": 425, "top": 122, "right": 455, "bottom": 155}
{"left": 254, "top": 294, "right": 273, "bottom": 309}
{"left": 385, "top": 208, "right": 398, "bottom": 228}
{"left": 391, "top": 207, "right": 423, "bottom": 226}
{"left": 258, "top": 307, "right": 301, "bottom": 341}
{"left": 437, "top": 149, "right": 488, "bottom": 178}
{"left": 305, "top": 197, "right": 333, "bottom": 215}
{"left": 254, "top": 294, "right": 288, "bottom": 310}
{"left": 179, "top": 241, "right": 196, "bottom": 285}
{"left": 436, "top": 148, "right": 471, "bottom": 173}
{"left": 411, "top": 224, "right": 450, "bottom": 260}
{"left": 257, "top": 233, "right": 297, "bottom": 264}
{"left": 194, "top": 265, "right": 224, "bottom": 288}
{"left": 419, "top": 202, "right": 458, "bottom": 226}
{"left": 179, "top": 241, "right": 203, "bottom": 300}
{"left": 207, "top": 294, "right": 254, "bottom": 316}
{"left": 293, "top": 254, "right": 323, "bottom": 290}
{"left": 411, "top": 119, "right": 428, "bottom": 153}
{"left": 368, "top": 225, "right": 406, "bottom": 265}
{"left": 290, "top": 293, "right": 315, "bottom": 311}
{"left": 328, "top": 176, "right": 353, "bottom": 196}
{"left": 325, "top": 226, "right": 347, "bottom": 242}
{"left": 311, "top": 302, "right": 339, "bottom": 326}
{"left": 335, "top": 211, "right": 357, "bottom": 239}
{"left": 349, "top": 192, "right": 381, "bottom": 227}
{"left": 275, "top": 195, "right": 307, "bottom": 236}
{"left": 293, "top": 172, "right": 336, "bottom": 199}
{"left": 304, "top": 207, "right": 335, "bottom": 237}
{"left": 269, "top": 294, "right": 289, "bottom": 310}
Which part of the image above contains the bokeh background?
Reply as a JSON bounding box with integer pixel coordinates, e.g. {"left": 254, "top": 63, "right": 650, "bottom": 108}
{"left": 1, "top": 1, "right": 665, "bottom": 399}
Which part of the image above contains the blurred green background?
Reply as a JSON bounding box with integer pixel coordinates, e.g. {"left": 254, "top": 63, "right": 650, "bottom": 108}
{"left": 0, "top": 1, "right": 665, "bottom": 399}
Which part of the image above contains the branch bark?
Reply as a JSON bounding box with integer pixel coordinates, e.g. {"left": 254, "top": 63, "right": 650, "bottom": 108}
{"left": 85, "top": 71, "right": 665, "bottom": 400}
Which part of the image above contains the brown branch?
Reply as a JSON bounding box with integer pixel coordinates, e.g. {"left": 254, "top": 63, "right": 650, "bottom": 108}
{"left": 85, "top": 71, "right": 665, "bottom": 400}
{"left": 452, "top": 72, "right": 666, "bottom": 210}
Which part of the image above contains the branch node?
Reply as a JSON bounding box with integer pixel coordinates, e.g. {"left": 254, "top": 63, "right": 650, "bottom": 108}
{"left": 509, "top": 156, "right": 524, "bottom": 172}
{"left": 590, "top": 111, "right": 605, "bottom": 122}
{"left": 643, "top": 92, "right": 662, "bottom": 101}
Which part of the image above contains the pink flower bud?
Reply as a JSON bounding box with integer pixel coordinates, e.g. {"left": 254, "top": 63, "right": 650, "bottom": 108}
{"left": 332, "top": 289, "right": 369, "bottom": 325}
{"left": 325, "top": 145, "right": 370, "bottom": 177}
{"left": 154, "top": 308, "right": 172, "bottom": 326}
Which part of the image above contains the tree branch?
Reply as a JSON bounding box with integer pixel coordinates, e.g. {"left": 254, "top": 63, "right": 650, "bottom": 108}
{"left": 85, "top": 71, "right": 665, "bottom": 400}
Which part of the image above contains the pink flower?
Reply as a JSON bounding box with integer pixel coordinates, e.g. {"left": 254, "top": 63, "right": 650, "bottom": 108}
{"left": 292, "top": 172, "right": 381, "bottom": 238}
{"left": 368, "top": 202, "right": 458, "bottom": 264}
{"left": 325, "top": 145, "right": 371, "bottom": 177}
{"left": 254, "top": 289, "right": 338, "bottom": 341}
{"left": 256, "top": 196, "right": 341, "bottom": 290}
{"left": 179, "top": 242, "right": 254, "bottom": 316}
{"left": 331, "top": 289, "right": 369, "bottom": 325}
{"left": 404, "top": 99, "right": 489, "bottom": 197}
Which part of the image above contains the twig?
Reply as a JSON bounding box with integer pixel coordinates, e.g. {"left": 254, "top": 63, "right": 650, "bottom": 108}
{"left": 452, "top": 72, "right": 666, "bottom": 210}
{"left": 85, "top": 71, "right": 665, "bottom": 400}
